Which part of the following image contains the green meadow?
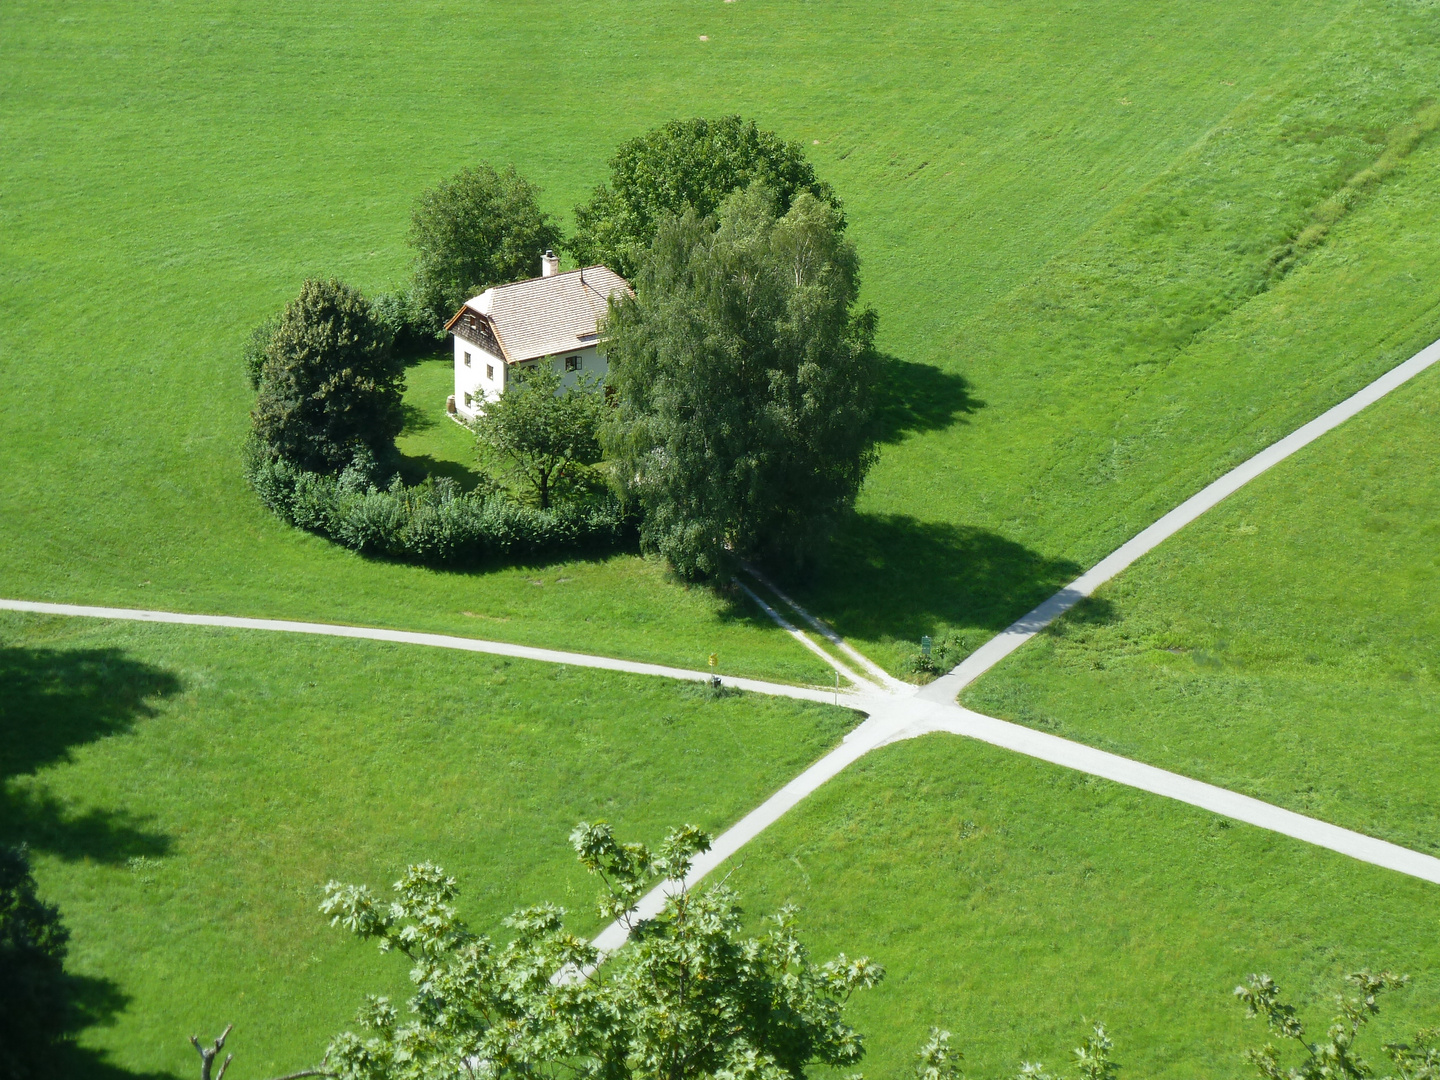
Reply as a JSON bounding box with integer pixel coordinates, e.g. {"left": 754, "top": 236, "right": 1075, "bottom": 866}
{"left": 0, "top": 611, "right": 856, "bottom": 1077}
{"left": 6, "top": 0, "right": 1440, "bottom": 1075}
{"left": 796, "top": 0, "right": 1440, "bottom": 671}
{"left": 7, "top": 0, "right": 1438, "bottom": 678}
{"left": 720, "top": 736, "right": 1440, "bottom": 1080}
{"left": 963, "top": 362, "right": 1440, "bottom": 855}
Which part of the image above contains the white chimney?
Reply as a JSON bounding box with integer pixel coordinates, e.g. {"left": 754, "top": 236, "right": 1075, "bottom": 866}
{"left": 541, "top": 250, "right": 559, "bottom": 277}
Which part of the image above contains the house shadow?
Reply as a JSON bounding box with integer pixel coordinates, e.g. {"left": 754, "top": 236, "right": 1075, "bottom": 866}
{"left": 0, "top": 645, "right": 179, "bottom": 863}
{"left": 872, "top": 353, "right": 983, "bottom": 444}
{"left": 766, "top": 512, "right": 1114, "bottom": 650}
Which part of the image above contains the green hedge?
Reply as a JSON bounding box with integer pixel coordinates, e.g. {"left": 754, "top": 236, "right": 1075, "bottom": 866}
{"left": 246, "top": 455, "right": 633, "bottom": 566}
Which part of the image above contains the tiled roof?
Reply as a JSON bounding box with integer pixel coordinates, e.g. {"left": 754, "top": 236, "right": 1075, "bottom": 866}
{"left": 446, "top": 266, "right": 631, "bottom": 364}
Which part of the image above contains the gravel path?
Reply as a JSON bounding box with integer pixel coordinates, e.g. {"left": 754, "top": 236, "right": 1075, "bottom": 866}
{"left": 918, "top": 336, "right": 1440, "bottom": 702}
{"left": 7, "top": 336, "right": 1439, "bottom": 959}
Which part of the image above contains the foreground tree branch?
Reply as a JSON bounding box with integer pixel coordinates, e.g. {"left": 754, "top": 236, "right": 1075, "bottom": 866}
{"left": 190, "top": 1026, "right": 333, "bottom": 1080}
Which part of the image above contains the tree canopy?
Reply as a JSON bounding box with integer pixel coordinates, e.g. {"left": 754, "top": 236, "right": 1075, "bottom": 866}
{"left": 1235, "top": 970, "right": 1438, "bottom": 1079}
{"left": 571, "top": 116, "right": 840, "bottom": 278}
{"left": 312, "top": 822, "right": 883, "bottom": 1080}
{"left": 0, "top": 845, "right": 72, "bottom": 1080}
{"left": 474, "top": 364, "right": 606, "bottom": 509}
{"left": 410, "top": 163, "right": 563, "bottom": 328}
{"left": 601, "top": 185, "right": 879, "bottom": 580}
{"left": 250, "top": 278, "right": 405, "bottom": 474}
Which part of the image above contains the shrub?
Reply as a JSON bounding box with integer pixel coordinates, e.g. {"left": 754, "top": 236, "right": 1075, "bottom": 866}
{"left": 250, "top": 279, "right": 405, "bottom": 474}
{"left": 900, "top": 631, "right": 980, "bottom": 680}
{"left": 245, "top": 451, "right": 632, "bottom": 566}
{"left": 372, "top": 288, "right": 443, "bottom": 356}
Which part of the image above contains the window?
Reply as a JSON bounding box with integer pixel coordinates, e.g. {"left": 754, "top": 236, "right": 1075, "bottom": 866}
{"left": 463, "top": 392, "right": 473, "bottom": 407}
{"left": 464, "top": 351, "right": 471, "bottom": 367}
{"left": 486, "top": 363, "right": 494, "bottom": 380}
{"left": 565, "top": 355, "right": 581, "bottom": 372}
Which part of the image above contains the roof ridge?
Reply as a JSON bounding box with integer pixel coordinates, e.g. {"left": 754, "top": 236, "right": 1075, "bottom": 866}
{"left": 492, "top": 264, "right": 613, "bottom": 292}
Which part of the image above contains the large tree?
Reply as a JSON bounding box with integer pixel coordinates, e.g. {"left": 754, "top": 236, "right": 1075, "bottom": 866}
{"left": 311, "top": 822, "right": 883, "bottom": 1080}
{"left": 571, "top": 116, "right": 840, "bottom": 278}
{"left": 601, "top": 185, "right": 880, "bottom": 580}
{"left": 250, "top": 279, "right": 405, "bottom": 474}
{"left": 473, "top": 364, "right": 605, "bottom": 509}
{"left": 410, "top": 163, "right": 562, "bottom": 328}
{"left": 0, "top": 845, "right": 72, "bottom": 1080}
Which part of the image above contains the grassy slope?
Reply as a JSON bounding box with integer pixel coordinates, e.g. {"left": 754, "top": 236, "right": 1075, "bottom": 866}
{"left": 798, "top": 0, "right": 1440, "bottom": 671}
{"left": 0, "top": 611, "right": 856, "bottom": 1077}
{"left": 962, "top": 362, "right": 1440, "bottom": 855}
{"left": 718, "top": 736, "right": 1440, "bottom": 1080}
{"left": 0, "top": 0, "right": 1358, "bottom": 680}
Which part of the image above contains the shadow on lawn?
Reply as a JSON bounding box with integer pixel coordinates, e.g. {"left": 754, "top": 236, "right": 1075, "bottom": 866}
{"left": 49, "top": 975, "right": 173, "bottom": 1080}
{"left": 0, "top": 645, "right": 178, "bottom": 863}
{"left": 781, "top": 512, "right": 1113, "bottom": 648}
{"left": 873, "top": 354, "right": 982, "bottom": 444}
{"left": 398, "top": 451, "right": 486, "bottom": 492}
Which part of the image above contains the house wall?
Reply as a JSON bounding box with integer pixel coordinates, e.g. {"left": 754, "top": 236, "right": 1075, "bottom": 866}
{"left": 453, "top": 340, "right": 608, "bottom": 420}
{"left": 453, "top": 336, "right": 505, "bottom": 420}
{"left": 511, "top": 346, "right": 607, "bottom": 392}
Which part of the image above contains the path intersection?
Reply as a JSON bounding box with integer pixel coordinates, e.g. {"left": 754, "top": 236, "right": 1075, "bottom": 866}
{"left": 4, "top": 336, "right": 1438, "bottom": 955}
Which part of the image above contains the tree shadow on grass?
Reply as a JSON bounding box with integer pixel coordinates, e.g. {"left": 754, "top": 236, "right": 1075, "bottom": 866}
{"left": 873, "top": 353, "right": 983, "bottom": 444}
{"left": 400, "top": 400, "right": 438, "bottom": 436}
{"left": 774, "top": 512, "right": 1113, "bottom": 651}
{"left": 48, "top": 975, "right": 173, "bottom": 1080}
{"left": 398, "top": 451, "right": 486, "bottom": 492}
{"left": 0, "top": 646, "right": 179, "bottom": 863}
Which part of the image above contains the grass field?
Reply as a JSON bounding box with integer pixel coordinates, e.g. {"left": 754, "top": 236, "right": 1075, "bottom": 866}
{"left": 795, "top": 0, "right": 1440, "bottom": 671}
{"left": 718, "top": 736, "right": 1440, "bottom": 1080}
{"left": 0, "top": 611, "right": 857, "bottom": 1077}
{"left": 7, "top": 0, "right": 1431, "bottom": 680}
{"left": 6, "top": 0, "right": 1440, "bottom": 1075}
{"left": 962, "top": 362, "right": 1440, "bottom": 855}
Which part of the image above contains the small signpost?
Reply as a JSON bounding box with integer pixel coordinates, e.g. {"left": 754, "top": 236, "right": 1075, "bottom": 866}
{"left": 921, "top": 635, "right": 933, "bottom": 658}
{"left": 708, "top": 652, "right": 721, "bottom": 689}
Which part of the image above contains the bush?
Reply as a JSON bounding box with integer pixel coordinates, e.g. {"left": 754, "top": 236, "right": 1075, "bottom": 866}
{"left": 245, "top": 451, "right": 633, "bottom": 566}
{"left": 900, "top": 631, "right": 980, "bottom": 680}
{"left": 250, "top": 278, "right": 405, "bottom": 474}
{"left": 372, "top": 289, "right": 443, "bottom": 357}
{"left": 0, "top": 845, "right": 72, "bottom": 1080}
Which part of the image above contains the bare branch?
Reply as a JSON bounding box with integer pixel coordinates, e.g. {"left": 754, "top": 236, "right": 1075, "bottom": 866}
{"left": 190, "top": 1025, "right": 234, "bottom": 1080}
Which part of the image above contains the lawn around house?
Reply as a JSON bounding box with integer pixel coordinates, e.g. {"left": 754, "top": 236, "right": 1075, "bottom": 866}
{"left": 396, "top": 356, "right": 486, "bottom": 492}
{"left": 718, "top": 736, "right": 1440, "bottom": 1080}
{"left": 0, "top": 611, "right": 859, "bottom": 1078}
{"left": 962, "top": 362, "right": 1440, "bottom": 856}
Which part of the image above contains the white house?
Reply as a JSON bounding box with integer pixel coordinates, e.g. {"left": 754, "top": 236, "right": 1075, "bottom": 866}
{"left": 444, "top": 251, "right": 631, "bottom": 420}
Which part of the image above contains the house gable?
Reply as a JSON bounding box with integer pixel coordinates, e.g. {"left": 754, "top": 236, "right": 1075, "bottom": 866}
{"left": 446, "top": 306, "right": 505, "bottom": 360}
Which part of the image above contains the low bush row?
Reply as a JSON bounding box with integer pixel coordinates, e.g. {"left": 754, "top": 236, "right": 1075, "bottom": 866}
{"left": 245, "top": 454, "right": 633, "bottom": 566}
